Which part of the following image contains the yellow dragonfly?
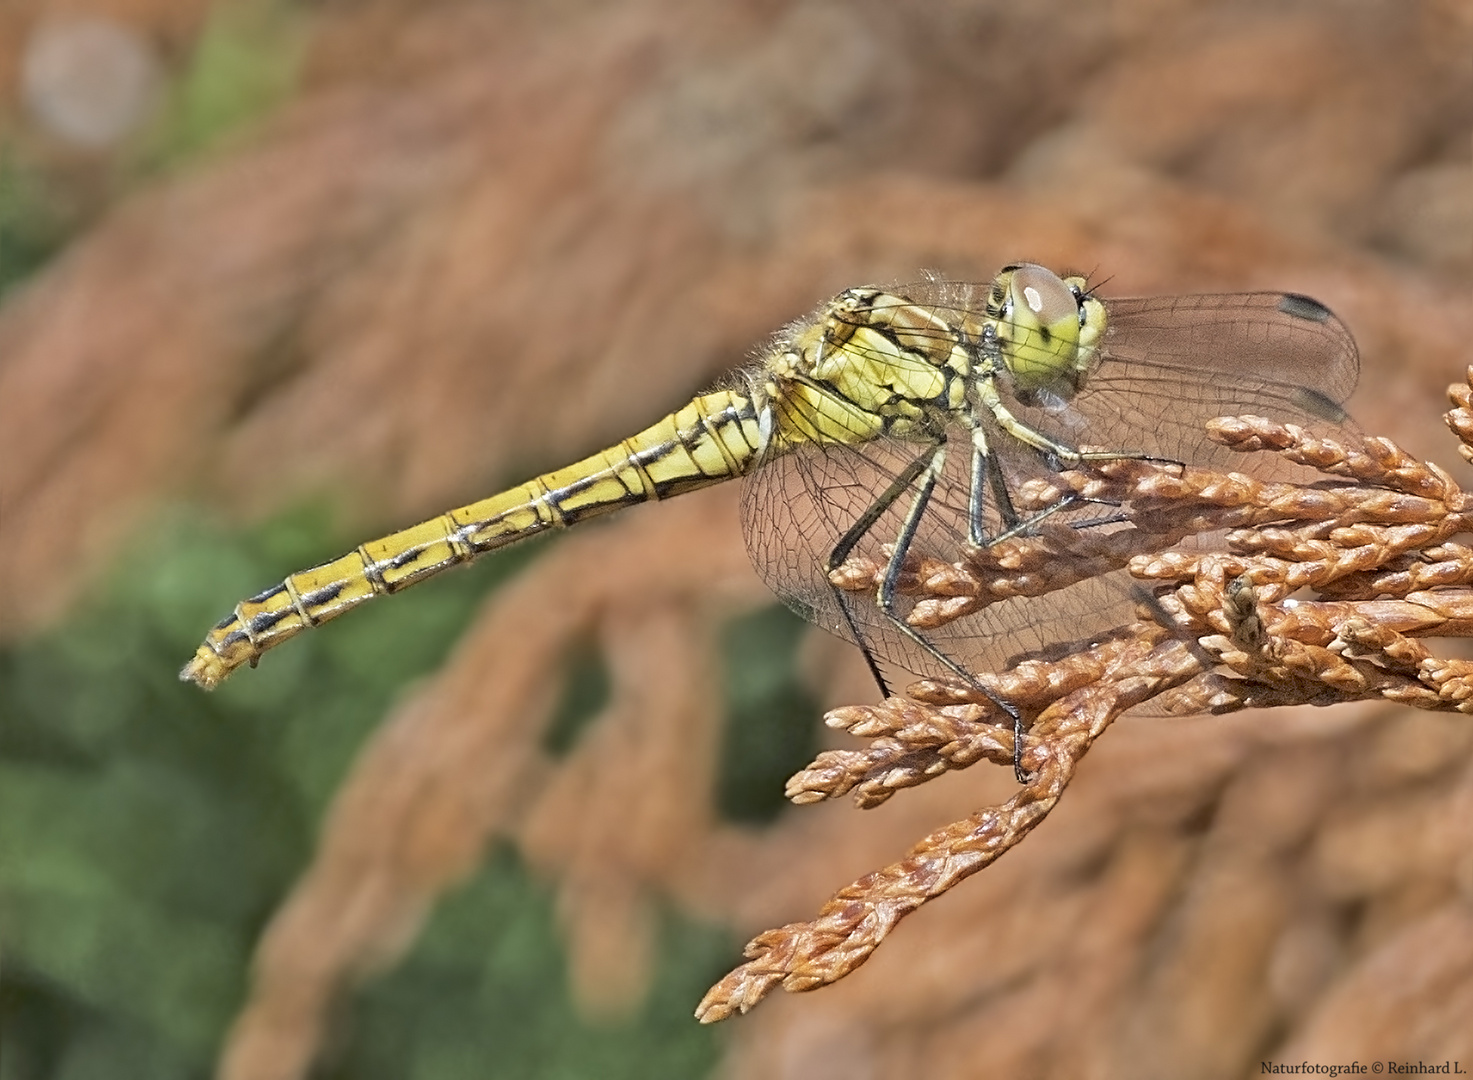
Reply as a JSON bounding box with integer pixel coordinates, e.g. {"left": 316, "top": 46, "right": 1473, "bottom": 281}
{"left": 183, "top": 263, "right": 1358, "bottom": 774}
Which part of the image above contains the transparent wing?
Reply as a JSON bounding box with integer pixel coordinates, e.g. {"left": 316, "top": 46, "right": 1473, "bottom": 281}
{"left": 1019, "top": 292, "right": 1360, "bottom": 471}
{"left": 741, "top": 422, "right": 1151, "bottom": 683}
{"left": 740, "top": 286, "right": 1362, "bottom": 686}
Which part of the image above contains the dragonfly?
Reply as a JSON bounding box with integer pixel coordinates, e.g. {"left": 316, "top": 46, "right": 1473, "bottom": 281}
{"left": 182, "top": 263, "right": 1359, "bottom": 776}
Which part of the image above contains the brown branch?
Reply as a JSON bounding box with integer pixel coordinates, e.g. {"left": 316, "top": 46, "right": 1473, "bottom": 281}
{"left": 697, "top": 371, "right": 1473, "bottom": 1021}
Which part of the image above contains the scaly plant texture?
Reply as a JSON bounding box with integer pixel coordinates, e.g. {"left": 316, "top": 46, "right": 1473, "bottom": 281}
{"left": 697, "top": 371, "right": 1473, "bottom": 1021}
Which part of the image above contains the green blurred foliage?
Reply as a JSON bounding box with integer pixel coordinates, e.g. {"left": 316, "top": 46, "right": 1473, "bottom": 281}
{"left": 2, "top": 0, "right": 310, "bottom": 301}
{"left": 140, "top": 0, "right": 310, "bottom": 169}
{"left": 0, "top": 2, "right": 831, "bottom": 1074}
{"left": 717, "top": 605, "right": 821, "bottom": 825}
{"left": 0, "top": 144, "right": 71, "bottom": 299}
{"left": 322, "top": 848, "right": 732, "bottom": 1080}
{"left": 541, "top": 639, "right": 614, "bottom": 760}
{"left": 0, "top": 505, "right": 773, "bottom": 1079}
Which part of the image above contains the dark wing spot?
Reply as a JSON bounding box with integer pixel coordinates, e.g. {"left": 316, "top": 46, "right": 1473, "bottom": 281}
{"left": 1289, "top": 386, "right": 1351, "bottom": 422}
{"left": 1278, "top": 293, "right": 1335, "bottom": 323}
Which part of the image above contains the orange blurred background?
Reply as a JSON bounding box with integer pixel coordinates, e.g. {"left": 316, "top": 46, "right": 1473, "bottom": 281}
{"left": 2, "top": 2, "right": 1471, "bottom": 1079}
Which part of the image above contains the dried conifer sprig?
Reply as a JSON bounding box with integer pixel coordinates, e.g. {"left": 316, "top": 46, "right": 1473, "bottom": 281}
{"left": 695, "top": 371, "right": 1473, "bottom": 1023}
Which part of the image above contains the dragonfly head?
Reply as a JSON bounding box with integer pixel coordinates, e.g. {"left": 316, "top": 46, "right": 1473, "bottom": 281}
{"left": 994, "top": 263, "right": 1106, "bottom": 403}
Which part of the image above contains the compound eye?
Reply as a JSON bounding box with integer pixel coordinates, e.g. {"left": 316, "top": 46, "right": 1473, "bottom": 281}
{"left": 1009, "top": 263, "right": 1079, "bottom": 331}
{"left": 997, "top": 263, "right": 1093, "bottom": 399}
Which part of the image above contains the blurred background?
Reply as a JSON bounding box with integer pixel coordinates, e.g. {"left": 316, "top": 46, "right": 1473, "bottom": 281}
{"left": 2, "top": 1, "right": 1471, "bottom": 1078}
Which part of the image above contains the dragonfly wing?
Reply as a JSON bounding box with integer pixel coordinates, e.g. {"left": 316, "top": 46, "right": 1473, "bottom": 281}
{"left": 740, "top": 423, "right": 1147, "bottom": 683}
{"left": 1036, "top": 292, "right": 1360, "bottom": 472}
{"left": 740, "top": 431, "right": 954, "bottom": 677}
{"left": 1102, "top": 292, "right": 1359, "bottom": 404}
{"left": 740, "top": 287, "right": 1364, "bottom": 690}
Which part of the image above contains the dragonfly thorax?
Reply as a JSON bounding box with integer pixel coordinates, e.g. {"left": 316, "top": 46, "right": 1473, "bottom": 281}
{"left": 762, "top": 287, "right": 974, "bottom": 449}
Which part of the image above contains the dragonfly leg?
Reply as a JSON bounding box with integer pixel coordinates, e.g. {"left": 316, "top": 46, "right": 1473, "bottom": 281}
{"left": 846, "top": 441, "right": 1032, "bottom": 782}
{"left": 827, "top": 437, "right": 1039, "bottom": 781}
{"left": 969, "top": 430, "right": 1020, "bottom": 546}
{"left": 967, "top": 429, "right": 1147, "bottom": 777}
{"left": 968, "top": 410, "right": 1172, "bottom": 548}
{"left": 970, "top": 421, "right": 1128, "bottom": 546}
{"left": 979, "top": 374, "right": 1185, "bottom": 476}
{"left": 982, "top": 491, "right": 1102, "bottom": 546}
{"left": 826, "top": 444, "right": 941, "bottom": 698}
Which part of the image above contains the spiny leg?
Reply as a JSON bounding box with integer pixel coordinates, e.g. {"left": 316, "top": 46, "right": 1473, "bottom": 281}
{"left": 971, "top": 420, "right": 1123, "bottom": 546}
{"left": 966, "top": 426, "right": 1138, "bottom": 775}
{"left": 982, "top": 490, "right": 1122, "bottom": 546}
{"left": 828, "top": 439, "right": 1033, "bottom": 782}
{"left": 969, "top": 433, "right": 1019, "bottom": 546}
{"left": 967, "top": 433, "right": 1046, "bottom": 779}
{"left": 826, "top": 446, "right": 942, "bottom": 698}
{"left": 978, "top": 372, "right": 1184, "bottom": 477}
{"left": 970, "top": 405, "right": 1179, "bottom": 545}
{"left": 831, "top": 426, "right": 1167, "bottom": 782}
